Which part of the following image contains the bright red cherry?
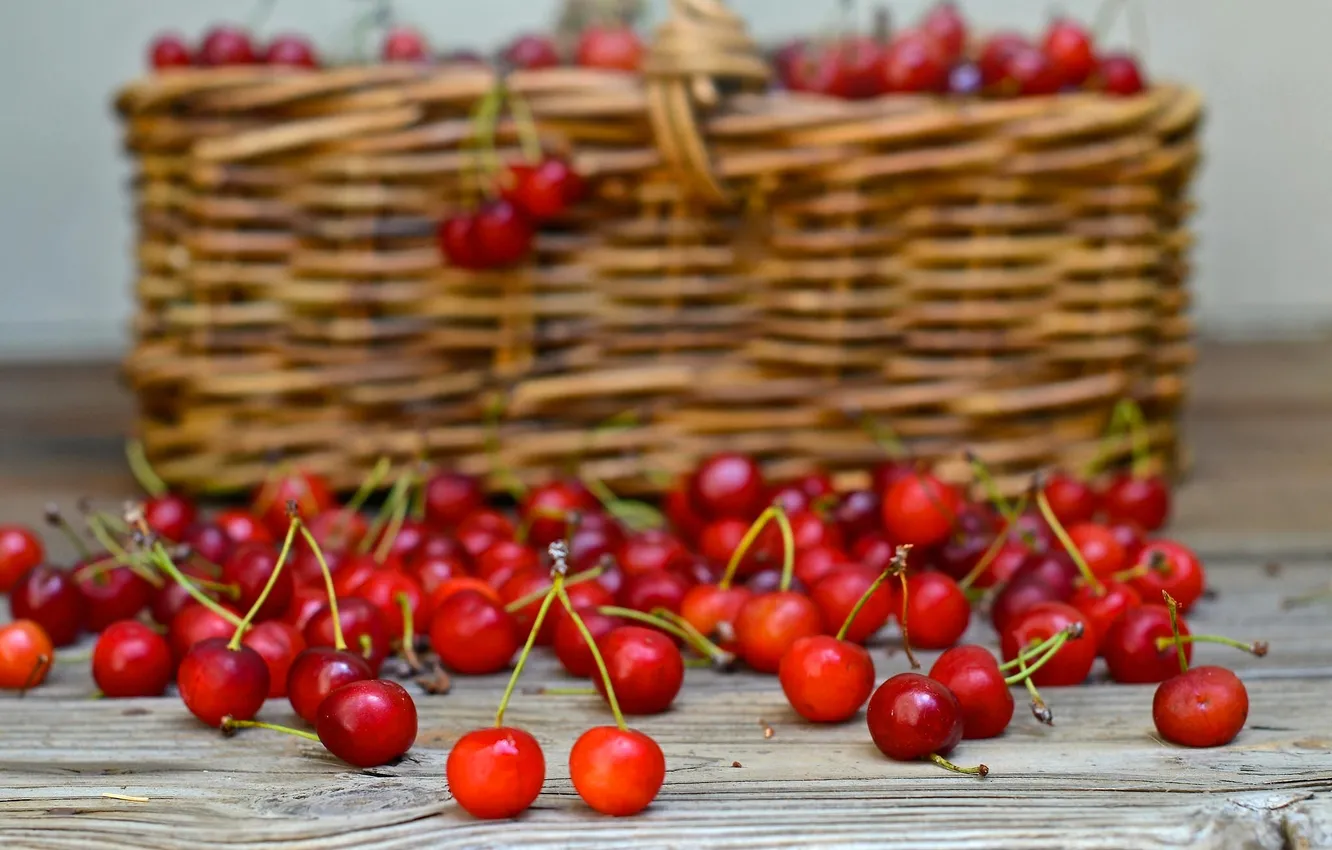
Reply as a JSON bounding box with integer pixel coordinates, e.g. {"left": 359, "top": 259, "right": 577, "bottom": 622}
{"left": 690, "top": 453, "right": 766, "bottom": 520}
{"left": 783, "top": 41, "right": 851, "bottom": 97}
{"left": 834, "top": 36, "right": 888, "bottom": 99}
{"left": 978, "top": 32, "right": 1030, "bottom": 86}
{"left": 73, "top": 562, "right": 152, "bottom": 633}
{"left": 793, "top": 544, "right": 849, "bottom": 589}
{"left": 810, "top": 565, "right": 894, "bottom": 644}
{"left": 148, "top": 33, "right": 194, "bottom": 70}
{"left": 1005, "top": 45, "right": 1063, "bottom": 96}
{"left": 222, "top": 543, "right": 292, "bottom": 622}
{"left": 430, "top": 589, "right": 519, "bottom": 675}
{"left": 553, "top": 608, "right": 623, "bottom": 678}
{"left": 316, "top": 679, "right": 418, "bottom": 767}
{"left": 520, "top": 480, "right": 598, "bottom": 548}
{"left": 251, "top": 469, "right": 334, "bottom": 538}
{"left": 881, "top": 472, "right": 960, "bottom": 548}
{"left": 439, "top": 215, "right": 484, "bottom": 270}
{"left": 476, "top": 540, "right": 540, "bottom": 589}
{"left": 264, "top": 34, "right": 320, "bottom": 68}
{"left": 1042, "top": 18, "right": 1097, "bottom": 88}
{"left": 197, "top": 25, "right": 258, "bottom": 67}
{"left": 928, "top": 646, "right": 1015, "bottom": 740}
{"left": 150, "top": 563, "right": 215, "bottom": 627}
{"left": 866, "top": 672, "right": 963, "bottom": 761}
{"left": 177, "top": 638, "right": 270, "bottom": 727}
{"left": 304, "top": 597, "right": 390, "bottom": 673}
{"left": 143, "top": 494, "right": 197, "bottom": 542}
{"left": 1131, "top": 540, "right": 1206, "bottom": 612}
{"left": 1041, "top": 472, "right": 1097, "bottom": 527}
{"left": 1102, "top": 604, "right": 1192, "bottom": 684}
{"left": 1153, "top": 666, "right": 1248, "bottom": 747}
{"left": 455, "top": 509, "right": 517, "bottom": 559}
{"left": 473, "top": 199, "right": 534, "bottom": 267}
{"left": 283, "top": 584, "right": 330, "bottom": 631}
{"left": 92, "top": 620, "right": 173, "bottom": 698}
{"left": 1070, "top": 580, "right": 1142, "bottom": 651}
{"left": 286, "top": 646, "right": 374, "bottom": 724}
{"left": 679, "top": 584, "right": 750, "bottom": 652}
{"left": 0, "top": 526, "right": 44, "bottom": 593}
{"left": 9, "top": 564, "right": 86, "bottom": 647}
{"left": 510, "top": 157, "right": 585, "bottom": 220}
{"left": 168, "top": 601, "right": 241, "bottom": 661}
{"left": 880, "top": 31, "right": 949, "bottom": 94}
{"left": 1099, "top": 52, "right": 1147, "bottom": 96}
{"left": 241, "top": 620, "right": 306, "bottom": 698}
{"left": 594, "top": 626, "right": 684, "bottom": 715}
{"left": 356, "top": 569, "right": 428, "bottom": 639}
{"left": 734, "top": 591, "right": 823, "bottom": 674}
{"left": 214, "top": 510, "right": 272, "bottom": 547}
{"left": 330, "top": 552, "right": 381, "bottom": 598}
{"left": 569, "top": 726, "right": 665, "bottom": 815}
{"left": 904, "top": 572, "right": 970, "bottom": 649}
{"left": 920, "top": 2, "right": 968, "bottom": 62}
{"left": 698, "top": 518, "right": 754, "bottom": 570}
{"left": 664, "top": 478, "right": 707, "bottom": 544}
{"left": 447, "top": 727, "right": 545, "bottom": 819}
{"left": 616, "top": 571, "right": 690, "bottom": 616}
{"left": 576, "top": 26, "right": 643, "bottom": 72}
{"left": 1000, "top": 602, "right": 1096, "bottom": 687}
{"left": 1106, "top": 520, "right": 1146, "bottom": 567}
{"left": 383, "top": 27, "right": 430, "bottom": 63}
{"left": 423, "top": 471, "right": 485, "bottom": 529}
{"left": 0, "top": 620, "right": 53, "bottom": 691}
{"left": 1100, "top": 472, "right": 1170, "bottom": 531}
{"left": 1066, "top": 522, "right": 1128, "bottom": 580}
{"left": 779, "top": 635, "right": 875, "bottom": 723}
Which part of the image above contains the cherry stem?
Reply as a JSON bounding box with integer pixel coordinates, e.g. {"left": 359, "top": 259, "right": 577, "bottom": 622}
{"left": 559, "top": 589, "right": 628, "bottom": 732}
{"left": 858, "top": 415, "right": 905, "bottom": 459}
{"left": 719, "top": 506, "right": 790, "bottom": 590}
{"left": 894, "top": 555, "right": 920, "bottom": 670}
{"left": 965, "top": 451, "right": 1016, "bottom": 525}
{"left": 1282, "top": 583, "right": 1332, "bottom": 610}
{"left": 998, "top": 625, "right": 1078, "bottom": 671}
{"left": 359, "top": 633, "right": 373, "bottom": 659}
{"left": 227, "top": 516, "right": 298, "bottom": 650}
{"left": 148, "top": 543, "right": 244, "bottom": 630}
{"left": 494, "top": 579, "right": 562, "bottom": 729}
{"left": 957, "top": 494, "right": 1029, "bottom": 592}
{"left": 1084, "top": 398, "right": 1132, "bottom": 478}
{"left": 1116, "top": 398, "right": 1152, "bottom": 478}
{"left": 928, "top": 753, "right": 989, "bottom": 777}
{"left": 222, "top": 717, "right": 320, "bottom": 743}
{"left": 362, "top": 471, "right": 413, "bottom": 558}
{"left": 396, "top": 592, "right": 423, "bottom": 671}
{"left": 836, "top": 545, "right": 911, "bottom": 642}
{"left": 652, "top": 607, "right": 736, "bottom": 667}
{"left": 125, "top": 440, "right": 168, "bottom": 498}
{"left": 1034, "top": 482, "right": 1105, "bottom": 596}
{"left": 586, "top": 477, "right": 665, "bottom": 532}
{"left": 344, "top": 456, "right": 392, "bottom": 516}
{"left": 1003, "top": 631, "right": 1072, "bottom": 686}
{"left": 84, "top": 514, "right": 164, "bottom": 589}
{"left": 190, "top": 577, "right": 240, "bottom": 600}
{"left": 503, "top": 565, "right": 603, "bottom": 614}
{"left": 529, "top": 686, "right": 598, "bottom": 696}
{"left": 1154, "top": 634, "right": 1268, "bottom": 657}
{"left": 298, "top": 524, "right": 345, "bottom": 652}
{"left": 45, "top": 505, "right": 92, "bottom": 561}
{"left": 1163, "top": 590, "right": 1188, "bottom": 675}
{"left": 1110, "top": 564, "right": 1150, "bottom": 583}
{"left": 507, "top": 89, "right": 543, "bottom": 164}
{"left": 1015, "top": 644, "right": 1052, "bottom": 725}
{"left": 595, "top": 605, "right": 719, "bottom": 662}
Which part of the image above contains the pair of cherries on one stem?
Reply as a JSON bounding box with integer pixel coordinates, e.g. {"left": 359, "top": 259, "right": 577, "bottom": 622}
{"left": 447, "top": 542, "right": 666, "bottom": 819}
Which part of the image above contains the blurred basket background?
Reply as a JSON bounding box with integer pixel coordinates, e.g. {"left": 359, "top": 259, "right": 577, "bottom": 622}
{"left": 116, "top": 0, "right": 1202, "bottom": 498}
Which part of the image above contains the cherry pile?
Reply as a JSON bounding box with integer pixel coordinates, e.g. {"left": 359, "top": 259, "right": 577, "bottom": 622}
{"left": 776, "top": 2, "right": 1146, "bottom": 98}
{"left": 0, "top": 400, "right": 1273, "bottom": 816}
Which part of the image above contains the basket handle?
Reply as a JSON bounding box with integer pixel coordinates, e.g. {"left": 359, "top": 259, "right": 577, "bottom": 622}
{"left": 643, "top": 0, "right": 769, "bottom": 205}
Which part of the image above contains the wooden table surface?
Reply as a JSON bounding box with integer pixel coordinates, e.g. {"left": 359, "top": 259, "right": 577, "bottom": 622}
{"left": 2, "top": 341, "right": 1332, "bottom": 849}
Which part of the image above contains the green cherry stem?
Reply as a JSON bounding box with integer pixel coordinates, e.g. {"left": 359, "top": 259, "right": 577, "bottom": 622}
{"left": 362, "top": 472, "right": 413, "bottom": 559}
{"left": 1014, "top": 643, "right": 1053, "bottom": 725}
{"left": 298, "top": 524, "right": 346, "bottom": 651}
{"left": 652, "top": 607, "right": 736, "bottom": 667}
{"left": 1153, "top": 634, "right": 1267, "bottom": 656}
{"left": 1163, "top": 591, "right": 1188, "bottom": 675}
{"left": 560, "top": 585, "right": 628, "bottom": 732}
{"left": 397, "top": 592, "right": 423, "bottom": 671}
{"left": 1034, "top": 481, "right": 1105, "bottom": 596}
{"left": 928, "top": 753, "right": 989, "bottom": 777}
{"left": 836, "top": 545, "right": 911, "bottom": 642}
{"left": 44, "top": 504, "right": 92, "bottom": 562}
{"left": 84, "top": 514, "right": 163, "bottom": 588}
{"left": 503, "top": 565, "right": 604, "bottom": 613}
{"left": 494, "top": 579, "right": 563, "bottom": 729}
{"left": 956, "top": 494, "right": 1028, "bottom": 592}
{"left": 1117, "top": 397, "right": 1153, "bottom": 478}
{"left": 227, "top": 516, "right": 299, "bottom": 650}
{"left": 149, "top": 543, "right": 244, "bottom": 630}
{"left": 719, "top": 506, "right": 787, "bottom": 590}
{"left": 222, "top": 717, "right": 319, "bottom": 742}
{"left": 595, "top": 606, "right": 714, "bottom": 660}
{"left": 125, "top": 439, "right": 169, "bottom": 498}
{"left": 508, "top": 89, "right": 544, "bottom": 164}
{"left": 345, "top": 456, "right": 392, "bottom": 516}
{"left": 965, "top": 451, "right": 1016, "bottom": 525}
{"left": 997, "top": 625, "right": 1079, "bottom": 671}
{"left": 1003, "top": 632, "right": 1072, "bottom": 686}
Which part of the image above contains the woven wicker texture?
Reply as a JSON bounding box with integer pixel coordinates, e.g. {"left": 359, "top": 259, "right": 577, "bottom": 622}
{"left": 116, "top": 2, "right": 1202, "bottom": 497}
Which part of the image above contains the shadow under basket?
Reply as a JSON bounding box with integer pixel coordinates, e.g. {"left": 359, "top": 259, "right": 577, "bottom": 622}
{"left": 116, "top": 1, "right": 1202, "bottom": 498}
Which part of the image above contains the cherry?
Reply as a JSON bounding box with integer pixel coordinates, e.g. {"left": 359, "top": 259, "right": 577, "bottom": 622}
{"left": 371, "top": 517, "right": 430, "bottom": 565}
{"left": 734, "top": 591, "right": 823, "bottom": 674}
{"left": 991, "top": 575, "right": 1063, "bottom": 634}
{"left": 787, "top": 510, "right": 842, "bottom": 553}
{"left": 504, "top": 33, "right": 561, "bottom": 70}
{"left": 1070, "top": 579, "right": 1141, "bottom": 652}
{"left": 978, "top": 32, "right": 1030, "bottom": 86}
{"left": 286, "top": 646, "right": 374, "bottom": 724}
{"left": 197, "top": 25, "right": 257, "bottom": 67}
{"left": 938, "top": 531, "right": 993, "bottom": 584}
{"left": 690, "top": 453, "right": 765, "bottom": 520}
{"left": 291, "top": 541, "right": 349, "bottom": 589}
{"left": 284, "top": 584, "right": 333, "bottom": 631}
{"left": 252, "top": 470, "right": 334, "bottom": 539}
{"left": 576, "top": 26, "right": 643, "bottom": 72}
{"left": 423, "top": 471, "right": 484, "bottom": 528}
{"left": 793, "top": 544, "right": 849, "bottom": 588}
{"left": 614, "top": 528, "right": 684, "bottom": 575}
{"left": 881, "top": 472, "right": 960, "bottom": 548}
{"left": 143, "top": 494, "right": 197, "bottom": 542}
{"left": 1041, "top": 472, "right": 1097, "bottom": 527}
{"left": 476, "top": 540, "right": 540, "bottom": 588}
{"left": 473, "top": 199, "right": 534, "bottom": 268}
{"left": 920, "top": 2, "right": 968, "bottom": 62}
{"left": 679, "top": 583, "right": 750, "bottom": 652}
{"left": 594, "top": 626, "right": 684, "bottom": 715}
{"left": 177, "top": 638, "right": 269, "bottom": 727}
{"left": 746, "top": 569, "right": 806, "bottom": 595}
{"left": 241, "top": 620, "right": 306, "bottom": 697}
{"left": 304, "top": 597, "right": 390, "bottom": 674}
{"left": 1042, "top": 18, "right": 1097, "bottom": 88}
{"left": 510, "top": 157, "right": 586, "bottom": 220}
{"left": 447, "top": 726, "right": 545, "bottom": 819}
{"left": 148, "top": 33, "right": 193, "bottom": 70}
{"left": 767, "top": 483, "right": 809, "bottom": 516}
{"left": 928, "top": 646, "right": 1014, "bottom": 740}
{"left": 835, "top": 37, "right": 889, "bottom": 100}
{"left": 1100, "top": 472, "right": 1170, "bottom": 531}
{"left": 264, "top": 34, "right": 319, "bottom": 68}
{"left": 616, "top": 571, "right": 690, "bottom": 616}
{"left": 569, "top": 726, "right": 666, "bottom": 816}
{"left": 316, "top": 679, "right": 417, "bottom": 766}
{"left": 439, "top": 215, "right": 484, "bottom": 270}
{"left": 904, "top": 572, "right": 970, "bottom": 649}
{"left": 415, "top": 532, "right": 472, "bottom": 564}
{"left": 1099, "top": 52, "right": 1147, "bottom": 96}
{"left": 1010, "top": 550, "right": 1080, "bottom": 601}
{"left": 356, "top": 569, "right": 428, "bottom": 640}
{"left": 1130, "top": 540, "right": 1206, "bottom": 612}
{"left": 215, "top": 510, "right": 272, "bottom": 547}
{"left": 1001, "top": 602, "right": 1096, "bottom": 686}
{"left": 9, "top": 564, "right": 86, "bottom": 647}
{"left": 880, "top": 31, "right": 949, "bottom": 94}
{"left": 183, "top": 521, "right": 234, "bottom": 566}
{"left": 867, "top": 673, "right": 985, "bottom": 775}
{"left": 501, "top": 570, "right": 558, "bottom": 645}
{"left": 1106, "top": 520, "right": 1146, "bottom": 567}
{"left": 567, "top": 513, "right": 624, "bottom": 573}
{"left": 554, "top": 578, "right": 614, "bottom": 625}
{"left": 520, "top": 480, "right": 597, "bottom": 548}
{"left": 0, "top": 620, "right": 53, "bottom": 691}
{"left": 430, "top": 589, "right": 519, "bottom": 674}
{"left": 1004, "top": 46, "right": 1063, "bottom": 96}
{"left": 151, "top": 563, "right": 216, "bottom": 627}
{"left": 383, "top": 27, "right": 430, "bottom": 63}
{"left": 1103, "top": 604, "right": 1192, "bottom": 684}
{"left": 1154, "top": 666, "right": 1248, "bottom": 748}
{"left": 92, "top": 620, "right": 172, "bottom": 697}
{"left": 699, "top": 518, "right": 755, "bottom": 570}
{"left": 430, "top": 575, "right": 502, "bottom": 609}
{"left": 810, "top": 565, "right": 893, "bottom": 644}
{"left": 870, "top": 460, "right": 916, "bottom": 495}
{"left": 71, "top": 562, "right": 151, "bottom": 633}
{"left": 554, "top": 608, "right": 623, "bottom": 678}
{"left": 664, "top": 479, "right": 707, "bottom": 544}
{"left": 1065, "top": 523, "right": 1128, "bottom": 580}
{"left": 832, "top": 490, "right": 881, "bottom": 543}
{"left": 331, "top": 552, "right": 381, "bottom": 597}
{"left": 783, "top": 41, "right": 850, "bottom": 97}
{"left": 455, "top": 509, "right": 516, "bottom": 559}
{"left": 779, "top": 635, "right": 875, "bottom": 723}
{"left": 222, "top": 544, "right": 291, "bottom": 622}
{"left": 169, "top": 601, "right": 242, "bottom": 661}
{"left": 0, "top": 526, "right": 44, "bottom": 593}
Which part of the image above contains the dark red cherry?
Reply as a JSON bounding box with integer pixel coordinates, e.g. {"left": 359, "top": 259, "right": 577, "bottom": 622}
{"left": 1042, "top": 18, "right": 1097, "bottom": 88}
{"left": 504, "top": 33, "right": 561, "bottom": 70}
{"left": 182, "top": 522, "right": 233, "bottom": 566}
{"left": 978, "top": 32, "right": 1030, "bottom": 86}
{"left": 423, "top": 471, "right": 485, "bottom": 529}
{"left": 438, "top": 215, "right": 485, "bottom": 271}
{"left": 831, "top": 490, "right": 881, "bottom": 544}
{"left": 214, "top": 510, "right": 272, "bottom": 548}
{"left": 222, "top": 543, "right": 292, "bottom": 622}
{"left": 880, "top": 31, "right": 949, "bottom": 93}
{"left": 286, "top": 646, "right": 374, "bottom": 724}
{"left": 143, "top": 494, "right": 197, "bottom": 542}
{"left": 383, "top": 27, "right": 430, "bottom": 63}
{"left": 1099, "top": 52, "right": 1147, "bottom": 96}
{"left": 149, "top": 33, "right": 194, "bottom": 70}
{"left": 594, "top": 626, "right": 684, "bottom": 715}
{"left": 1100, "top": 472, "right": 1170, "bottom": 531}
{"left": 473, "top": 200, "right": 534, "bottom": 268}
{"left": 241, "top": 620, "right": 306, "bottom": 698}
{"left": 264, "top": 33, "right": 320, "bottom": 68}
{"left": 9, "top": 564, "right": 86, "bottom": 647}
{"left": 303, "top": 597, "right": 391, "bottom": 674}
{"left": 866, "top": 672, "right": 963, "bottom": 761}
{"left": 1103, "top": 604, "right": 1192, "bottom": 684}
{"left": 316, "top": 679, "right": 418, "bottom": 767}
{"left": 690, "top": 453, "right": 766, "bottom": 520}
{"left": 197, "top": 25, "right": 258, "bottom": 67}
{"left": 616, "top": 570, "right": 690, "bottom": 616}
{"left": 177, "top": 638, "right": 270, "bottom": 727}
{"left": 73, "top": 563, "right": 152, "bottom": 632}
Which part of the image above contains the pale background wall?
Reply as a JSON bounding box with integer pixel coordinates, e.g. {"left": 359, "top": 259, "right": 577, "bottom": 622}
{"left": 1, "top": 0, "right": 1329, "bottom": 359}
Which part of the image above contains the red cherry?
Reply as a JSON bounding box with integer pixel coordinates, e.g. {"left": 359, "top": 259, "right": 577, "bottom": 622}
{"left": 795, "top": 471, "right": 836, "bottom": 501}
{"left": 331, "top": 553, "right": 382, "bottom": 598}
{"left": 1041, "top": 472, "right": 1097, "bottom": 527}
{"left": 92, "top": 620, "right": 172, "bottom": 697}
{"left": 9, "top": 564, "right": 87, "bottom": 647}
{"left": 177, "top": 638, "right": 269, "bottom": 727}
{"left": 0, "top": 526, "right": 44, "bottom": 593}
{"left": 264, "top": 33, "right": 320, "bottom": 68}
{"left": 615, "top": 528, "right": 685, "bottom": 576}
{"left": 881, "top": 472, "right": 960, "bottom": 548}
{"left": 283, "top": 584, "right": 330, "bottom": 631}
{"left": 977, "top": 32, "right": 1030, "bottom": 86}
{"left": 679, "top": 584, "right": 750, "bottom": 652}
{"left": 1069, "top": 580, "right": 1141, "bottom": 652}
{"left": 429, "top": 576, "right": 502, "bottom": 610}
{"left": 1103, "top": 604, "right": 1192, "bottom": 684}
{"left": 552, "top": 579, "right": 614, "bottom": 629}
{"left": 566, "top": 513, "right": 624, "bottom": 574}
{"left": 447, "top": 727, "right": 545, "bottom": 819}
{"left": 746, "top": 569, "right": 806, "bottom": 596}
{"left": 504, "top": 33, "right": 561, "bottom": 70}
{"left": 936, "top": 531, "right": 993, "bottom": 584}
{"left": 413, "top": 531, "right": 473, "bottom": 565}
{"left": 214, "top": 510, "right": 272, "bottom": 547}
{"left": 168, "top": 602, "right": 241, "bottom": 661}
{"left": 1004, "top": 45, "right": 1063, "bottom": 96}
{"left": 149, "top": 33, "right": 194, "bottom": 70}
{"left": 920, "top": 2, "right": 968, "bottom": 62}
{"left": 835, "top": 37, "right": 889, "bottom": 99}
{"left": 222, "top": 543, "right": 292, "bottom": 622}
{"left": 356, "top": 569, "right": 428, "bottom": 639}
{"left": 241, "top": 620, "right": 306, "bottom": 698}
{"left": 455, "top": 509, "right": 516, "bottom": 559}
{"left": 370, "top": 517, "right": 430, "bottom": 566}
{"left": 73, "top": 562, "right": 152, "bottom": 633}
{"left": 143, "top": 494, "right": 197, "bottom": 542}
{"left": 779, "top": 635, "right": 875, "bottom": 723}
{"left": 793, "top": 544, "right": 849, "bottom": 588}
{"left": 1011, "top": 550, "right": 1080, "bottom": 601}
{"left": 0, "top": 620, "right": 54, "bottom": 691}
{"left": 698, "top": 518, "right": 753, "bottom": 570}
{"left": 438, "top": 215, "right": 484, "bottom": 270}
{"left": 870, "top": 460, "right": 916, "bottom": 495}
{"left": 476, "top": 540, "right": 540, "bottom": 589}
{"left": 1099, "top": 52, "right": 1147, "bottom": 96}
{"left": 1106, "top": 520, "right": 1146, "bottom": 567}
{"left": 787, "top": 510, "right": 842, "bottom": 552}
{"left": 511, "top": 157, "right": 585, "bottom": 220}
{"left": 472, "top": 200, "right": 534, "bottom": 268}
{"left": 734, "top": 591, "right": 823, "bottom": 674}
{"left": 1042, "top": 18, "right": 1097, "bottom": 88}
{"left": 183, "top": 522, "right": 234, "bottom": 565}
{"left": 594, "top": 626, "right": 684, "bottom": 715}
{"left": 990, "top": 575, "right": 1063, "bottom": 635}
{"left": 316, "top": 679, "right": 418, "bottom": 767}
{"left": 569, "top": 726, "right": 665, "bottom": 815}
{"left": 904, "top": 572, "right": 970, "bottom": 649}
{"left": 150, "top": 563, "right": 215, "bottom": 627}
{"left": 1066, "top": 522, "right": 1128, "bottom": 580}
{"left": 429, "top": 589, "right": 519, "bottom": 674}
{"left": 928, "top": 646, "right": 1014, "bottom": 740}
{"left": 499, "top": 570, "right": 556, "bottom": 645}
{"left": 303, "top": 598, "right": 390, "bottom": 674}
{"left": 576, "top": 26, "right": 643, "bottom": 71}
{"left": 831, "top": 490, "right": 880, "bottom": 543}
{"left": 1101, "top": 472, "right": 1170, "bottom": 531}
{"left": 251, "top": 469, "right": 334, "bottom": 538}
{"left": 1131, "top": 540, "right": 1206, "bottom": 612}
{"left": 866, "top": 672, "right": 963, "bottom": 761}
{"left": 810, "top": 565, "right": 894, "bottom": 644}
{"left": 616, "top": 571, "right": 690, "bottom": 616}
{"left": 554, "top": 608, "right": 623, "bottom": 678}
{"left": 520, "top": 480, "right": 598, "bottom": 548}
{"left": 880, "top": 31, "right": 949, "bottom": 94}
{"left": 286, "top": 646, "right": 373, "bottom": 724}
{"left": 663, "top": 479, "right": 707, "bottom": 544}
{"left": 783, "top": 41, "right": 852, "bottom": 97}
{"left": 1000, "top": 602, "right": 1097, "bottom": 686}
{"left": 291, "top": 539, "right": 350, "bottom": 589}
{"left": 383, "top": 27, "right": 429, "bottom": 63}
{"left": 1153, "top": 666, "right": 1248, "bottom": 747}
{"left": 423, "top": 471, "right": 485, "bottom": 529}
{"left": 690, "top": 453, "right": 766, "bottom": 520}
{"left": 197, "top": 25, "right": 257, "bottom": 67}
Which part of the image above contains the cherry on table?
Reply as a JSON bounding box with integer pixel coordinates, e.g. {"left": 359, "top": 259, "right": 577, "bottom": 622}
{"left": 1106, "top": 520, "right": 1146, "bottom": 567}
{"left": 197, "top": 25, "right": 258, "bottom": 67}
{"left": 304, "top": 597, "right": 390, "bottom": 674}
{"left": 291, "top": 540, "right": 349, "bottom": 589}
{"left": 455, "top": 509, "right": 517, "bottom": 559}
{"left": 1153, "top": 666, "right": 1248, "bottom": 747}
{"left": 679, "top": 583, "right": 750, "bottom": 652}
{"left": 371, "top": 516, "right": 430, "bottom": 565}
{"left": 663, "top": 479, "right": 707, "bottom": 544}
{"left": 242, "top": 620, "right": 306, "bottom": 698}
{"left": 476, "top": 539, "right": 540, "bottom": 589}
{"left": 554, "top": 608, "right": 623, "bottom": 678}
{"left": 283, "top": 584, "right": 333, "bottom": 632}
{"left": 1041, "top": 471, "right": 1098, "bottom": 527}
{"left": 1000, "top": 602, "right": 1097, "bottom": 686}
{"left": 831, "top": 489, "right": 881, "bottom": 544}
{"left": 316, "top": 679, "right": 418, "bottom": 767}
{"left": 1129, "top": 540, "right": 1205, "bottom": 612}
{"left": 143, "top": 494, "right": 197, "bottom": 543}
{"left": 567, "top": 513, "right": 625, "bottom": 573}
{"left": 881, "top": 471, "right": 961, "bottom": 548}
{"left": 382, "top": 26, "right": 430, "bottom": 63}
{"left": 92, "top": 620, "right": 172, "bottom": 697}
{"left": 0, "top": 525, "right": 45, "bottom": 593}
{"left": 332, "top": 552, "right": 382, "bottom": 597}
{"left": 616, "top": 571, "right": 690, "bottom": 616}
{"left": 251, "top": 469, "right": 334, "bottom": 539}
{"left": 286, "top": 645, "right": 373, "bottom": 724}
{"left": 222, "top": 543, "right": 291, "bottom": 622}
{"left": 1069, "top": 579, "right": 1142, "bottom": 652}
{"left": 72, "top": 561, "right": 152, "bottom": 633}
{"left": 422, "top": 471, "right": 484, "bottom": 529}
{"left": 429, "top": 589, "right": 519, "bottom": 675}
{"left": 148, "top": 33, "right": 194, "bottom": 70}
{"left": 904, "top": 572, "right": 970, "bottom": 649}
{"left": 356, "top": 569, "right": 428, "bottom": 639}
{"left": 1100, "top": 472, "right": 1170, "bottom": 531}
{"left": 1102, "top": 603, "right": 1192, "bottom": 683}
{"left": 169, "top": 601, "right": 242, "bottom": 661}
{"left": 793, "top": 544, "right": 849, "bottom": 588}
{"left": 779, "top": 634, "right": 875, "bottom": 723}
{"left": 0, "top": 620, "right": 54, "bottom": 691}
{"left": 928, "top": 645, "right": 1015, "bottom": 740}
{"left": 576, "top": 26, "right": 644, "bottom": 72}
{"left": 990, "top": 574, "right": 1064, "bottom": 634}
{"left": 447, "top": 726, "right": 545, "bottom": 819}
{"left": 1098, "top": 53, "right": 1147, "bottom": 96}
{"left": 500, "top": 570, "right": 557, "bottom": 645}
{"left": 1065, "top": 522, "right": 1128, "bottom": 580}
{"left": 1011, "top": 550, "right": 1080, "bottom": 600}
{"left": 151, "top": 563, "right": 217, "bottom": 626}
{"left": 264, "top": 34, "right": 320, "bottom": 68}
{"left": 1042, "top": 18, "right": 1097, "bottom": 88}
{"left": 177, "top": 637, "right": 269, "bottom": 727}
{"left": 698, "top": 518, "right": 755, "bottom": 571}
{"left": 520, "top": 480, "right": 598, "bottom": 548}
{"left": 214, "top": 510, "right": 273, "bottom": 548}
{"left": 810, "top": 565, "right": 894, "bottom": 644}
{"left": 9, "top": 564, "right": 86, "bottom": 647}
{"left": 569, "top": 726, "right": 666, "bottom": 816}
{"left": 594, "top": 625, "right": 684, "bottom": 715}
{"left": 734, "top": 590, "right": 823, "bottom": 674}
{"left": 867, "top": 672, "right": 985, "bottom": 775}
{"left": 183, "top": 521, "right": 234, "bottom": 566}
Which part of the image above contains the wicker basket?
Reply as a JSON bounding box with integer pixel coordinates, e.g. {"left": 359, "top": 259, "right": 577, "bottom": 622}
{"left": 116, "top": 0, "right": 1202, "bottom": 498}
